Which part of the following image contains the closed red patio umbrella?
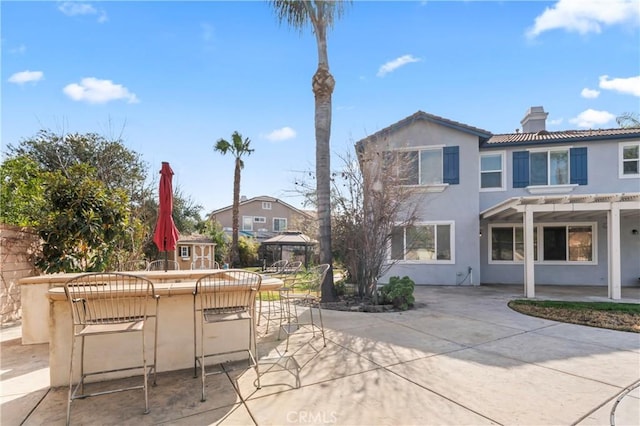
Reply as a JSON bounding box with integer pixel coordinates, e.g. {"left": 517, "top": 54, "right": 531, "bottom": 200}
{"left": 153, "top": 162, "right": 180, "bottom": 271}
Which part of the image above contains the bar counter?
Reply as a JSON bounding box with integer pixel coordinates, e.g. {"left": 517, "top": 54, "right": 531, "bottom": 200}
{"left": 19, "top": 269, "right": 279, "bottom": 344}
{"left": 18, "top": 270, "right": 283, "bottom": 387}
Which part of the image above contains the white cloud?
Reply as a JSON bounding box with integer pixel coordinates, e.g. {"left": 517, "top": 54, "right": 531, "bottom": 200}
{"left": 569, "top": 109, "right": 616, "bottom": 128}
{"left": 548, "top": 118, "right": 564, "bottom": 126}
{"left": 377, "top": 54, "right": 421, "bottom": 77}
{"left": 264, "top": 127, "right": 296, "bottom": 142}
{"left": 599, "top": 75, "right": 640, "bottom": 96}
{"left": 58, "top": 2, "right": 96, "bottom": 16}
{"left": 63, "top": 77, "right": 139, "bottom": 104}
{"left": 9, "top": 44, "right": 26, "bottom": 54}
{"left": 8, "top": 70, "right": 44, "bottom": 85}
{"left": 58, "top": 2, "right": 108, "bottom": 23}
{"left": 526, "top": 0, "right": 639, "bottom": 38}
{"left": 580, "top": 88, "right": 600, "bottom": 98}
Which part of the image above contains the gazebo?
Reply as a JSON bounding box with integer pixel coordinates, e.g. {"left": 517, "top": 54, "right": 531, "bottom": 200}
{"left": 260, "top": 231, "right": 317, "bottom": 269}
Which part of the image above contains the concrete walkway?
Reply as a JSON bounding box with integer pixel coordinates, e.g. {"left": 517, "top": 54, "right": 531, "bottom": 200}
{"left": 2, "top": 285, "right": 639, "bottom": 425}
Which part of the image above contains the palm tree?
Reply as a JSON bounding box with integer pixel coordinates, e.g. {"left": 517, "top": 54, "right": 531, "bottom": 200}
{"left": 214, "top": 131, "right": 254, "bottom": 267}
{"left": 270, "top": 0, "right": 350, "bottom": 302}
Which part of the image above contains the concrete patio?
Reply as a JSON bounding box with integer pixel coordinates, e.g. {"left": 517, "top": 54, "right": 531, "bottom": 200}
{"left": 2, "top": 285, "right": 639, "bottom": 425}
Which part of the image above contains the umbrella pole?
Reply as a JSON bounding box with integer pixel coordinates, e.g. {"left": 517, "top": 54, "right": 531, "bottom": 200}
{"left": 164, "top": 237, "right": 168, "bottom": 272}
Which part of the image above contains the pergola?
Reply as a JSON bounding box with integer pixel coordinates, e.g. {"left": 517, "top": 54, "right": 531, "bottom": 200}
{"left": 481, "top": 192, "right": 640, "bottom": 300}
{"left": 261, "top": 231, "right": 317, "bottom": 269}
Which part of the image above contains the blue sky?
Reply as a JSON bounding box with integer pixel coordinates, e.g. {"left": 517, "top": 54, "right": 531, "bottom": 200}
{"left": 2, "top": 0, "right": 639, "bottom": 214}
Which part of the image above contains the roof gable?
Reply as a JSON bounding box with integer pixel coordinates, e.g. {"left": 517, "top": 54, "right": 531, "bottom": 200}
{"left": 355, "top": 110, "right": 492, "bottom": 149}
{"left": 209, "top": 195, "right": 313, "bottom": 218}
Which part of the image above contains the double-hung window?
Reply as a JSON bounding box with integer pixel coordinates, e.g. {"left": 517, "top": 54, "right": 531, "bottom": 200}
{"left": 384, "top": 146, "right": 459, "bottom": 186}
{"left": 273, "top": 218, "right": 287, "bottom": 232}
{"left": 242, "top": 216, "right": 253, "bottom": 231}
{"left": 391, "top": 222, "right": 453, "bottom": 262}
{"left": 480, "top": 152, "right": 505, "bottom": 190}
{"left": 620, "top": 142, "right": 639, "bottom": 178}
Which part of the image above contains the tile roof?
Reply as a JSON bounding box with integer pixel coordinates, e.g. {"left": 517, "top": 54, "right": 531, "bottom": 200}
{"left": 485, "top": 127, "right": 640, "bottom": 146}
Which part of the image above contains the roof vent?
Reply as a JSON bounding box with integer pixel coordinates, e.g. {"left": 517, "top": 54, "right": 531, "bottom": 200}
{"left": 521, "top": 106, "right": 548, "bottom": 133}
{"left": 536, "top": 130, "right": 550, "bottom": 136}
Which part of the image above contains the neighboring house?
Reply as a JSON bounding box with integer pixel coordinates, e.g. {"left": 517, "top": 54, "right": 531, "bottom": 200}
{"left": 173, "top": 233, "right": 216, "bottom": 270}
{"left": 208, "top": 195, "right": 316, "bottom": 242}
{"left": 356, "top": 107, "right": 640, "bottom": 299}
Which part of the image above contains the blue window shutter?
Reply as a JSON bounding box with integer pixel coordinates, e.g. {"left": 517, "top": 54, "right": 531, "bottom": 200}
{"left": 443, "top": 146, "right": 459, "bottom": 184}
{"left": 513, "top": 151, "right": 529, "bottom": 188}
{"left": 570, "top": 147, "right": 588, "bottom": 185}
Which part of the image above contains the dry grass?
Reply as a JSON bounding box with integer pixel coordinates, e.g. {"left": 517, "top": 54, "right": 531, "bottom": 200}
{"left": 508, "top": 300, "right": 640, "bottom": 333}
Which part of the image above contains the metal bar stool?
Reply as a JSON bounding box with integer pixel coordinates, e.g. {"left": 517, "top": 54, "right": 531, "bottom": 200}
{"left": 193, "top": 269, "right": 262, "bottom": 402}
{"left": 63, "top": 272, "right": 159, "bottom": 425}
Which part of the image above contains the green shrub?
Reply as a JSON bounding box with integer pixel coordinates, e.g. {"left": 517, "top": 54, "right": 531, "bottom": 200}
{"left": 237, "top": 236, "right": 259, "bottom": 267}
{"left": 380, "top": 276, "right": 415, "bottom": 311}
{"left": 334, "top": 279, "right": 347, "bottom": 296}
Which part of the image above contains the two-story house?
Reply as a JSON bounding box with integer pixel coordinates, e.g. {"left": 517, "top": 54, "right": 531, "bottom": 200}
{"left": 356, "top": 107, "right": 640, "bottom": 299}
{"left": 208, "top": 195, "right": 315, "bottom": 241}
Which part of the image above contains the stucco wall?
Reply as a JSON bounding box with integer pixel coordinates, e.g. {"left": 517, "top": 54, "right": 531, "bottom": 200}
{"left": 0, "top": 224, "right": 39, "bottom": 325}
{"left": 367, "top": 119, "right": 483, "bottom": 286}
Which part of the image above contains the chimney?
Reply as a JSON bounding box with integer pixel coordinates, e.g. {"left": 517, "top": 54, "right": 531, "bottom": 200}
{"left": 240, "top": 195, "right": 247, "bottom": 202}
{"left": 520, "top": 106, "right": 548, "bottom": 133}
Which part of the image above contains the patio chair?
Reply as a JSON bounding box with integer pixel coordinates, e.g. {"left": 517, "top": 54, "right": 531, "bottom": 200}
{"left": 258, "top": 261, "right": 304, "bottom": 334}
{"left": 263, "top": 259, "right": 288, "bottom": 274}
{"left": 278, "top": 264, "right": 330, "bottom": 352}
{"left": 119, "top": 259, "right": 148, "bottom": 271}
{"left": 283, "top": 260, "right": 303, "bottom": 274}
{"left": 147, "top": 259, "right": 180, "bottom": 271}
{"left": 193, "top": 270, "right": 262, "bottom": 402}
{"left": 191, "top": 259, "right": 220, "bottom": 270}
{"left": 257, "top": 259, "right": 288, "bottom": 328}
{"left": 63, "top": 272, "right": 159, "bottom": 426}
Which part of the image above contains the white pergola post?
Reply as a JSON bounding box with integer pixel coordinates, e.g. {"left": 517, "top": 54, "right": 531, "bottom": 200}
{"left": 607, "top": 203, "right": 621, "bottom": 300}
{"left": 523, "top": 205, "right": 535, "bottom": 298}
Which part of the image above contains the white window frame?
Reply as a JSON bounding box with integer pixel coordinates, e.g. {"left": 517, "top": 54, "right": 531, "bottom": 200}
{"left": 262, "top": 201, "right": 272, "bottom": 210}
{"left": 479, "top": 151, "right": 506, "bottom": 191}
{"left": 390, "top": 221, "right": 455, "bottom": 264}
{"left": 273, "top": 217, "right": 287, "bottom": 232}
{"left": 619, "top": 141, "right": 640, "bottom": 179}
{"left": 179, "top": 246, "right": 190, "bottom": 259}
{"left": 488, "top": 222, "right": 597, "bottom": 265}
{"left": 488, "top": 224, "right": 534, "bottom": 264}
{"left": 253, "top": 216, "right": 266, "bottom": 223}
{"left": 527, "top": 146, "right": 571, "bottom": 187}
{"left": 242, "top": 216, "right": 253, "bottom": 231}
{"left": 387, "top": 145, "right": 446, "bottom": 187}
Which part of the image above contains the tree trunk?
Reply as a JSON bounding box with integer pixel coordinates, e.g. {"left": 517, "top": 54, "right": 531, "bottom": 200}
{"left": 313, "top": 64, "right": 336, "bottom": 302}
{"left": 231, "top": 158, "right": 241, "bottom": 267}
